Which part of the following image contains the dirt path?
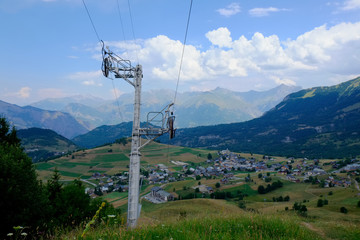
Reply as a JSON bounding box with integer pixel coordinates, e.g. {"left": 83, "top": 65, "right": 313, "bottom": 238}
{"left": 304, "top": 184, "right": 318, "bottom": 198}
{"left": 80, "top": 179, "right": 97, "bottom": 187}
{"left": 354, "top": 179, "right": 360, "bottom": 191}
{"left": 301, "top": 222, "right": 327, "bottom": 239}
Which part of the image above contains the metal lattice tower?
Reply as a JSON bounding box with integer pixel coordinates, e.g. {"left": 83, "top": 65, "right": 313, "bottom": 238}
{"left": 101, "top": 44, "right": 175, "bottom": 228}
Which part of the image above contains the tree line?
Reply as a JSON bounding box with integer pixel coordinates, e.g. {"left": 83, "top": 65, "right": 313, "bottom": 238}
{"left": 0, "top": 117, "right": 119, "bottom": 238}
{"left": 257, "top": 180, "right": 283, "bottom": 194}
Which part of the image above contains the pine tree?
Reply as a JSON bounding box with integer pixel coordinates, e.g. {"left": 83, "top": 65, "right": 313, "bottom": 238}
{"left": 0, "top": 117, "right": 48, "bottom": 237}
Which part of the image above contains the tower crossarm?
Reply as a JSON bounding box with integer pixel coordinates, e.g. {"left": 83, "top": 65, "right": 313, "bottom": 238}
{"left": 101, "top": 43, "right": 137, "bottom": 86}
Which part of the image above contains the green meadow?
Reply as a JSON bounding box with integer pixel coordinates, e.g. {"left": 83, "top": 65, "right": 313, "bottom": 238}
{"left": 35, "top": 141, "right": 216, "bottom": 181}
{"left": 35, "top": 141, "right": 360, "bottom": 239}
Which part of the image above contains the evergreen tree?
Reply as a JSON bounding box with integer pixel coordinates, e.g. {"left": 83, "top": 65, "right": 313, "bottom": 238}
{"left": 0, "top": 117, "right": 48, "bottom": 237}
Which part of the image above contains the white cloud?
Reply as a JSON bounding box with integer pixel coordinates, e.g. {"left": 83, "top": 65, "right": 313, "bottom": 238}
{"left": 205, "top": 27, "right": 232, "bottom": 48}
{"left": 217, "top": 3, "right": 241, "bottom": 17}
{"left": 68, "top": 70, "right": 103, "bottom": 86}
{"left": 249, "top": 7, "right": 289, "bottom": 17}
{"left": 341, "top": 0, "right": 360, "bottom": 10}
{"left": 285, "top": 22, "right": 360, "bottom": 73}
{"left": 18, "top": 87, "right": 31, "bottom": 98}
{"left": 82, "top": 80, "right": 96, "bottom": 86}
{"left": 271, "top": 76, "right": 296, "bottom": 86}
{"left": 90, "top": 22, "right": 360, "bottom": 92}
{"left": 137, "top": 35, "right": 206, "bottom": 81}
{"left": 68, "top": 70, "right": 102, "bottom": 80}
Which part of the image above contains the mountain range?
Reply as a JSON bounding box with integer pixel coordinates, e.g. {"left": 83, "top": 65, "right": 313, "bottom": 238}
{"left": 167, "top": 77, "right": 360, "bottom": 159}
{"left": 4, "top": 77, "right": 360, "bottom": 160}
{"left": 71, "top": 121, "right": 133, "bottom": 148}
{"left": 0, "top": 100, "right": 88, "bottom": 139}
{"left": 69, "top": 77, "right": 360, "bottom": 158}
{"left": 30, "top": 84, "right": 301, "bottom": 130}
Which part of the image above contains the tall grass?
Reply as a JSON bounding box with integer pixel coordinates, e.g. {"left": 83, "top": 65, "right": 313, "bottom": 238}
{"left": 60, "top": 213, "right": 322, "bottom": 240}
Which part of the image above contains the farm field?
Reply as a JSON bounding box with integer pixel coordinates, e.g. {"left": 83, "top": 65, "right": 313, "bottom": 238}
{"left": 35, "top": 141, "right": 360, "bottom": 239}
{"left": 35, "top": 141, "right": 216, "bottom": 182}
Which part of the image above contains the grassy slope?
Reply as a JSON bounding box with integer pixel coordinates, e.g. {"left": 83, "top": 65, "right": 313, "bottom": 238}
{"left": 35, "top": 141, "right": 216, "bottom": 182}
{"left": 62, "top": 199, "right": 324, "bottom": 240}
{"left": 61, "top": 197, "right": 359, "bottom": 239}
{"left": 36, "top": 142, "right": 360, "bottom": 239}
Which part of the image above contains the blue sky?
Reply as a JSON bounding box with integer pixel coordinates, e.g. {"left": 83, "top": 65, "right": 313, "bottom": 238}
{"left": 1, "top": 0, "right": 360, "bottom": 105}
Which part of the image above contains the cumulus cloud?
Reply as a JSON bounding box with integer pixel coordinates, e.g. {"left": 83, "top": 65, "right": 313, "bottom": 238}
{"left": 341, "top": 0, "right": 360, "bottom": 10}
{"left": 205, "top": 27, "right": 232, "bottom": 48}
{"left": 285, "top": 22, "right": 360, "bottom": 74}
{"left": 135, "top": 35, "right": 206, "bottom": 81}
{"left": 92, "top": 21, "right": 360, "bottom": 92}
{"left": 249, "top": 7, "right": 289, "bottom": 17}
{"left": 217, "top": 3, "right": 241, "bottom": 17}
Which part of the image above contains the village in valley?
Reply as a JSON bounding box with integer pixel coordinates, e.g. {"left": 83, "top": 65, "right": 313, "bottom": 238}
{"left": 84, "top": 148, "right": 360, "bottom": 203}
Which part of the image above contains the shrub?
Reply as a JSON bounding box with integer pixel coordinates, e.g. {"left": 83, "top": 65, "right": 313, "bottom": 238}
{"left": 238, "top": 201, "right": 246, "bottom": 209}
{"left": 293, "top": 202, "right": 307, "bottom": 216}
{"left": 340, "top": 207, "right": 348, "bottom": 214}
{"left": 317, "top": 199, "right": 324, "bottom": 207}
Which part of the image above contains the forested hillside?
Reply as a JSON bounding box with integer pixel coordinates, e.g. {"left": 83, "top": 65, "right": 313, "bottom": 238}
{"left": 168, "top": 77, "right": 360, "bottom": 158}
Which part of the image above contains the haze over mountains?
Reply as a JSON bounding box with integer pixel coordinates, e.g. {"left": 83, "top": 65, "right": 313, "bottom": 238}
{"left": 69, "top": 77, "right": 360, "bottom": 159}
{"left": 0, "top": 100, "right": 88, "bottom": 139}
{"left": 30, "top": 84, "right": 301, "bottom": 130}
{"left": 2, "top": 77, "right": 360, "bottom": 160}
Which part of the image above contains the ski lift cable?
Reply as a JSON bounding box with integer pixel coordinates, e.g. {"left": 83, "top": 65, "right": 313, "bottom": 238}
{"left": 173, "top": 0, "right": 193, "bottom": 109}
{"left": 81, "top": 0, "right": 101, "bottom": 43}
{"left": 81, "top": 1, "right": 125, "bottom": 125}
{"left": 110, "top": 76, "right": 124, "bottom": 122}
{"left": 116, "top": 0, "right": 127, "bottom": 42}
{"left": 127, "top": 0, "right": 140, "bottom": 64}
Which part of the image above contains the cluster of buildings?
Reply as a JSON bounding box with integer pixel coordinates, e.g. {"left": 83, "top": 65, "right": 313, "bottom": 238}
{"left": 85, "top": 172, "right": 129, "bottom": 198}
{"left": 84, "top": 149, "right": 359, "bottom": 201}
